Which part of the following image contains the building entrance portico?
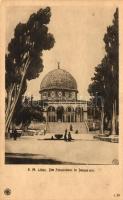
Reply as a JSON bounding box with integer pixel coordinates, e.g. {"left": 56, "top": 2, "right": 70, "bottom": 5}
{"left": 46, "top": 102, "right": 87, "bottom": 123}
{"left": 57, "top": 106, "right": 64, "bottom": 122}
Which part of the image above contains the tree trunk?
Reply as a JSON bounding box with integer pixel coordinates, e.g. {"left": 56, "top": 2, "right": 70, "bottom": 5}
{"left": 5, "top": 84, "right": 15, "bottom": 121}
{"left": 100, "top": 98, "right": 104, "bottom": 134}
{"left": 5, "top": 57, "right": 30, "bottom": 137}
{"left": 111, "top": 100, "right": 116, "bottom": 135}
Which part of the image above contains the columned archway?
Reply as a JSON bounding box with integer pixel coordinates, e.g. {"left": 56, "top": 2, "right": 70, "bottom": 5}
{"left": 66, "top": 107, "right": 74, "bottom": 122}
{"left": 47, "top": 105, "right": 86, "bottom": 123}
{"left": 75, "top": 107, "right": 81, "bottom": 122}
{"left": 57, "top": 106, "right": 64, "bottom": 122}
{"left": 47, "top": 106, "right": 56, "bottom": 122}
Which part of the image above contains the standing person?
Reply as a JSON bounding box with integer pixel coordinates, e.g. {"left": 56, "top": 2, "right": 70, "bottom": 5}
{"left": 44, "top": 126, "right": 47, "bottom": 135}
{"left": 11, "top": 128, "right": 14, "bottom": 139}
{"left": 13, "top": 129, "right": 18, "bottom": 140}
{"left": 92, "top": 121, "right": 95, "bottom": 131}
{"left": 65, "top": 129, "right": 67, "bottom": 134}
{"left": 68, "top": 132, "right": 72, "bottom": 141}
{"left": 70, "top": 124, "right": 73, "bottom": 131}
{"left": 64, "top": 129, "right": 67, "bottom": 141}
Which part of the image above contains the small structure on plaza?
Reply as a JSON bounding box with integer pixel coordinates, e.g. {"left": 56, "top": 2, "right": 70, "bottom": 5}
{"left": 39, "top": 63, "right": 87, "bottom": 123}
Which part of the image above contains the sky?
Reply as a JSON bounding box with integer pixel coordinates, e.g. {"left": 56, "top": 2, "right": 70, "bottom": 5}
{"left": 6, "top": 5, "right": 116, "bottom": 100}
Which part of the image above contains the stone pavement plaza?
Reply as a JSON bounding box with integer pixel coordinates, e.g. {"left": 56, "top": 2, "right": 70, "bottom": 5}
{"left": 5, "top": 133, "right": 118, "bottom": 165}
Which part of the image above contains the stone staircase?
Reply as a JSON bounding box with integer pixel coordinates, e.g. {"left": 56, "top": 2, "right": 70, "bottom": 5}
{"left": 46, "top": 122, "right": 87, "bottom": 134}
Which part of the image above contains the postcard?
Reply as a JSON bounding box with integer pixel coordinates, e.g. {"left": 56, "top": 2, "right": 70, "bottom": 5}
{"left": 0, "top": 0, "right": 123, "bottom": 200}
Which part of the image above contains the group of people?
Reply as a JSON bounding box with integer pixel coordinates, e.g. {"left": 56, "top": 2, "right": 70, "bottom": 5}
{"left": 64, "top": 129, "right": 72, "bottom": 142}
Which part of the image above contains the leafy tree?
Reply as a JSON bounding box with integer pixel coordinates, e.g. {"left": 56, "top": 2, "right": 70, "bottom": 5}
{"left": 13, "top": 103, "right": 45, "bottom": 132}
{"left": 103, "top": 8, "right": 119, "bottom": 134}
{"left": 88, "top": 8, "right": 119, "bottom": 134}
{"left": 5, "top": 7, "right": 55, "bottom": 136}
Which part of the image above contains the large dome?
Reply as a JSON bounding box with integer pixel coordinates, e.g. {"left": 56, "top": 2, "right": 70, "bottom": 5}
{"left": 40, "top": 68, "right": 77, "bottom": 91}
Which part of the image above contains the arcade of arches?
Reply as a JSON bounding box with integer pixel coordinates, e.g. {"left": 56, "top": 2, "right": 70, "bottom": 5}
{"left": 45, "top": 106, "right": 86, "bottom": 122}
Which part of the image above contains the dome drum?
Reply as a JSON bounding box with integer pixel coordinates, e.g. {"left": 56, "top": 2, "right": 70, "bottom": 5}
{"left": 40, "top": 68, "right": 78, "bottom": 101}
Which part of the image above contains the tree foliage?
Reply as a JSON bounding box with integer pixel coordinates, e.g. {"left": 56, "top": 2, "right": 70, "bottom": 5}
{"left": 5, "top": 7, "right": 55, "bottom": 135}
{"left": 88, "top": 8, "right": 119, "bottom": 133}
{"left": 13, "top": 99, "right": 45, "bottom": 131}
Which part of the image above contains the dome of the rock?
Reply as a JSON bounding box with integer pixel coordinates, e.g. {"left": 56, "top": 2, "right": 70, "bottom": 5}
{"left": 40, "top": 68, "right": 77, "bottom": 92}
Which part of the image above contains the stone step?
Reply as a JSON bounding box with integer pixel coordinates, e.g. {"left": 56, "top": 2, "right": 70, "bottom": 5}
{"left": 28, "top": 122, "right": 88, "bottom": 134}
{"left": 46, "top": 122, "right": 87, "bottom": 134}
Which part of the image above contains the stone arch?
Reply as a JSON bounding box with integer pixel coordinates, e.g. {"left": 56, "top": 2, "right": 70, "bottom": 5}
{"left": 47, "top": 106, "right": 56, "bottom": 122}
{"left": 75, "top": 107, "right": 81, "bottom": 114}
{"left": 66, "top": 106, "right": 74, "bottom": 112}
{"left": 57, "top": 106, "right": 64, "bottom": 122}
{"left": 66, "top": 106, "right": 74, "bottom": 122}
{"left": 48, "top": 106, "right": 55, "bottom": 112}
{"left": 75, "top": 106, "right": 83, "bottom": 122}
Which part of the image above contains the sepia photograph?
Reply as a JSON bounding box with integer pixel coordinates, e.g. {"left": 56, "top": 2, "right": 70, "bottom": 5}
{"left": 0, "top": 1, "right": 123, "bottom": 200}
{"left": 4, "top": 4, "right": 119, "bottom": 165}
